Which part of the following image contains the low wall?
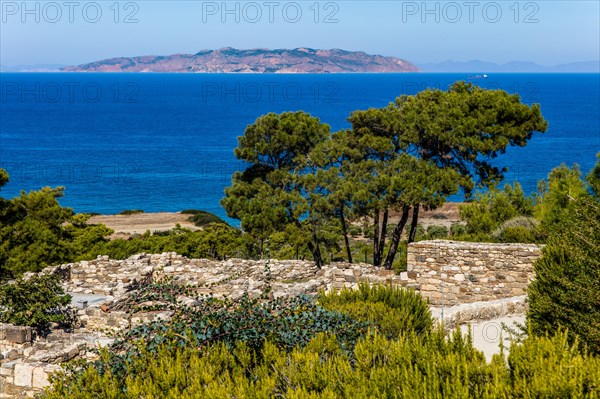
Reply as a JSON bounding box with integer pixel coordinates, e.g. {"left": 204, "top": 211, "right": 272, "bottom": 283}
{"left": 406, "top": 241, "right": 542, "bottom": 305}
{"left": 27, "top": 240, "right": 542, "bottom": 307}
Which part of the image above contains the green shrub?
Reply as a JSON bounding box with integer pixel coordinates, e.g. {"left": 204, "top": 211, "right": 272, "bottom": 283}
{"left": 391, "top": 241, "right": 408, "bottom": 273}
{"left": 180, "top": 209, "right": 201, "bottom": 214}
{"left": 0, "top": 274, "right": 72, "bottom": 335}
{"left": 426, "top": 224, "right": 449, "bottom": 239}
{"left": 186, "top": 210, "right": 227, "bottom": 227}
{"left": 431, "top": 213, "right": 448, "bottom": 219}
{"left": 42, "top": 329, "right": 600, "bottom": 398}
{"left": 534, "top": 163, "right": 589, "bottom": 238}
{"left": 318, "top": 283, "right": 432, "bottom": 338}
{"left": 92, "top": 278, "right": 369, "bottom": 380}
{"left": 491, "top": 216, "right": 539, "bottom": 243}
{"left": 347, "top": 225, "right": 362, "bottom": 237}
{"left": 528, "top": 194, "right": 600, "bottom": 353}
{"left": 459, "top": 183, "right": 534, "bottom": 236}
{"left": 412, "top": 223, "right": 426, "bottom": 241}
{"left": 118, "top": 209, "right": 144, "bottom": 215}
{"left": 450, "top": 223, "right": 467, "bottom": 237}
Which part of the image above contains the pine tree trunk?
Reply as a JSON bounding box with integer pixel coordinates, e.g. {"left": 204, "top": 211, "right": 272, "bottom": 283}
{"left": 378, "top": 208, "right": 389, "bottom": 264}
{"left": 383, "top": 205, "right": 411, "bottom": 269}
{"left": 339, "top": 202, "right": 353, "bottom": 263}
{"left": 308, "top": 224, "right": 323, "bottom": 268}
{"left": 373, "top": 209, "right": 381, "bottom": 266}
{"left": 408, "top": 204, "right": 420, "bottom": 243}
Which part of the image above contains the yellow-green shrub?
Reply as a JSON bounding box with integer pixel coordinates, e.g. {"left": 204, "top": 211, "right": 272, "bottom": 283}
{"left": 318, "top": 283, "right": 433, "bottom": 337}
{"left": 43, "top": 330, "right": 600, "bottom": 399}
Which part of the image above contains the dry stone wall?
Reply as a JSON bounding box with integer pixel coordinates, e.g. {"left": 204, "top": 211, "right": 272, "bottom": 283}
{"left": 407, "top": 240, "right": 542, "bottom": 305}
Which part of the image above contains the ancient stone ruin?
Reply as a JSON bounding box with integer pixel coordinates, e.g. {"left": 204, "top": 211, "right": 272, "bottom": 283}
{"left": 0, "top": 240, "right": 542, "bottom": 398}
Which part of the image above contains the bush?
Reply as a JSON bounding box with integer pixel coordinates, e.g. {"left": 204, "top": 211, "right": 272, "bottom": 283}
{"left": 412, "top": 223, "right": 426, "bottom": 241}
{"left": 491, "top": 216, "right": 539, "bottom": 243}
{"left": 459, "top": 183, "right": 534, "bottom": 236}
{"left": 431, "top": 213, "right": 448, "bottom": 219}
{"left": 186, "top": 210, "right": 227, "bottom": 227}
{"left": 391, "top": 241, "right": 408, "bottom": 273}
{"left": 347, "top": 224, "right": 362, "bottom": 237}
{"left": 0, "top": 274, "right": 72, "bottom": 336}
{"left": 426, "top": 224, "right": 448, "bottom": 239}
{"left": 318, "top": 283, "right": 432, "bottom": 338}
{"left": 89, "top": 277, "right": 369, "bottom": 380}
{"left": 534, "top": 163, "right": 589, "bottom": 237}
{"left": 450, "top": 223, "right": 467, "bottom": 237}
{"left": 118, "top": 209, "right": 144, "bottom": 215}
{"left": 42, "top": 329, "right": 600, "bottom": 398}
{"left": 528, "top": 194, "right": 600, "bottom": 353}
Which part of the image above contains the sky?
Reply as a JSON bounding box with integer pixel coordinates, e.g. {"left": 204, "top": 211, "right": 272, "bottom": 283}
{"left": 1, "top": 0, "right": 599, "bottom": 66}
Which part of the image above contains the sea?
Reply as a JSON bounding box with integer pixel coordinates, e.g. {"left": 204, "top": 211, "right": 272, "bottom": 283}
{"left": 0, "top": 73, "right": 599, "bottom": 222}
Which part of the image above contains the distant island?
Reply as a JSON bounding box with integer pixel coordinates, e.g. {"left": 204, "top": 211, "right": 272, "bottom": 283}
{"left": 4, "top": 52, "right": 597, "bottom": 73}
{"left": 61, "top": 48, "right": 420, "bottom": 73}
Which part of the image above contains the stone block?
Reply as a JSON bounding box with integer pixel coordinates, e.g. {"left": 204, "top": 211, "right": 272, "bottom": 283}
{"left": 0, "top": 365, "right": 13, "bottom": 376}
{"left": 32, "top": 365, "right": 55, "bottom": 388}
{"left": 13, "top": 362, "right": 34, "bottom": 387}
{"left": 5, "top": 326, "right": 33, "bottom": 344}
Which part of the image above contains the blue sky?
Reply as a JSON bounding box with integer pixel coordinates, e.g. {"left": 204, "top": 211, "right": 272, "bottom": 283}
{"left": 1, "top": 1, "right": 599, "bottom": 66}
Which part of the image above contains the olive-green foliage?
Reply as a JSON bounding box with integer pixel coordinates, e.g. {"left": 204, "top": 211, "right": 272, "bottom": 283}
{"left": 347, "top": 224, "right": 361, "bottom": 237}
{"left": 426, "top": 224, "right": 449, "bottom": 239}
{"left": 62, "top": 278, "right": 369, "bottom": 382}
{"left": 183, "top": 210, "right": 227, "bottom": 227}
{"left": 458, "top": 183, "right": 534, "bottom": 242}
{"left": 43, "top": 330, "right": 600, "bottom": 398}
{"left": 534, "top": 163, "right": 589, "bottom": 237}
{"left": 318, "top": 284, "right": 433, "bottom": 338}
{"left": 84, "top": 223, "right": 246, "bottom": 261}
{"left": 528, "top": 193, "right": 600, "bottom": 353}
{"left": 587, "top": 153, "right": 600, "bottom": 196}
{"left": 0, "top": 274, "right": 72, "bottom": 335}
{"left": 450, "top": 223, "right": 467, "bottom": 237}
{"left": 117, "top": 209, "right": 144, "bottom": 215}
{"left": 0, "top": 186, "right": 78, "bottom": 277}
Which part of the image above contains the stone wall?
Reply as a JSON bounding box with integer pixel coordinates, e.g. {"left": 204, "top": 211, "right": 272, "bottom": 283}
{"left": 407, "top": 240, "right": 542, "bottom": 305}
{"left": 32, "top": 254, "right": 402, "bottom": 301}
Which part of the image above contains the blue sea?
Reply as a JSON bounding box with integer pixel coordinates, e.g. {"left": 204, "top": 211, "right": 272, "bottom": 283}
{"left": 0, "top": 73, "right": 599, "bottom": 222}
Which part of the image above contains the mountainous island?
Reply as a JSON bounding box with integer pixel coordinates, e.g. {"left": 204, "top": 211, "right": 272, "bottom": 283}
{"left": 61, "top": 47, "right": 420, "bottom": 73}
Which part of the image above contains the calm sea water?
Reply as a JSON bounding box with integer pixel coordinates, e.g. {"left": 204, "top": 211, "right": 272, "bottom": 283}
{"left": 0, "top": 73, "right": 599, "bottom": 221}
